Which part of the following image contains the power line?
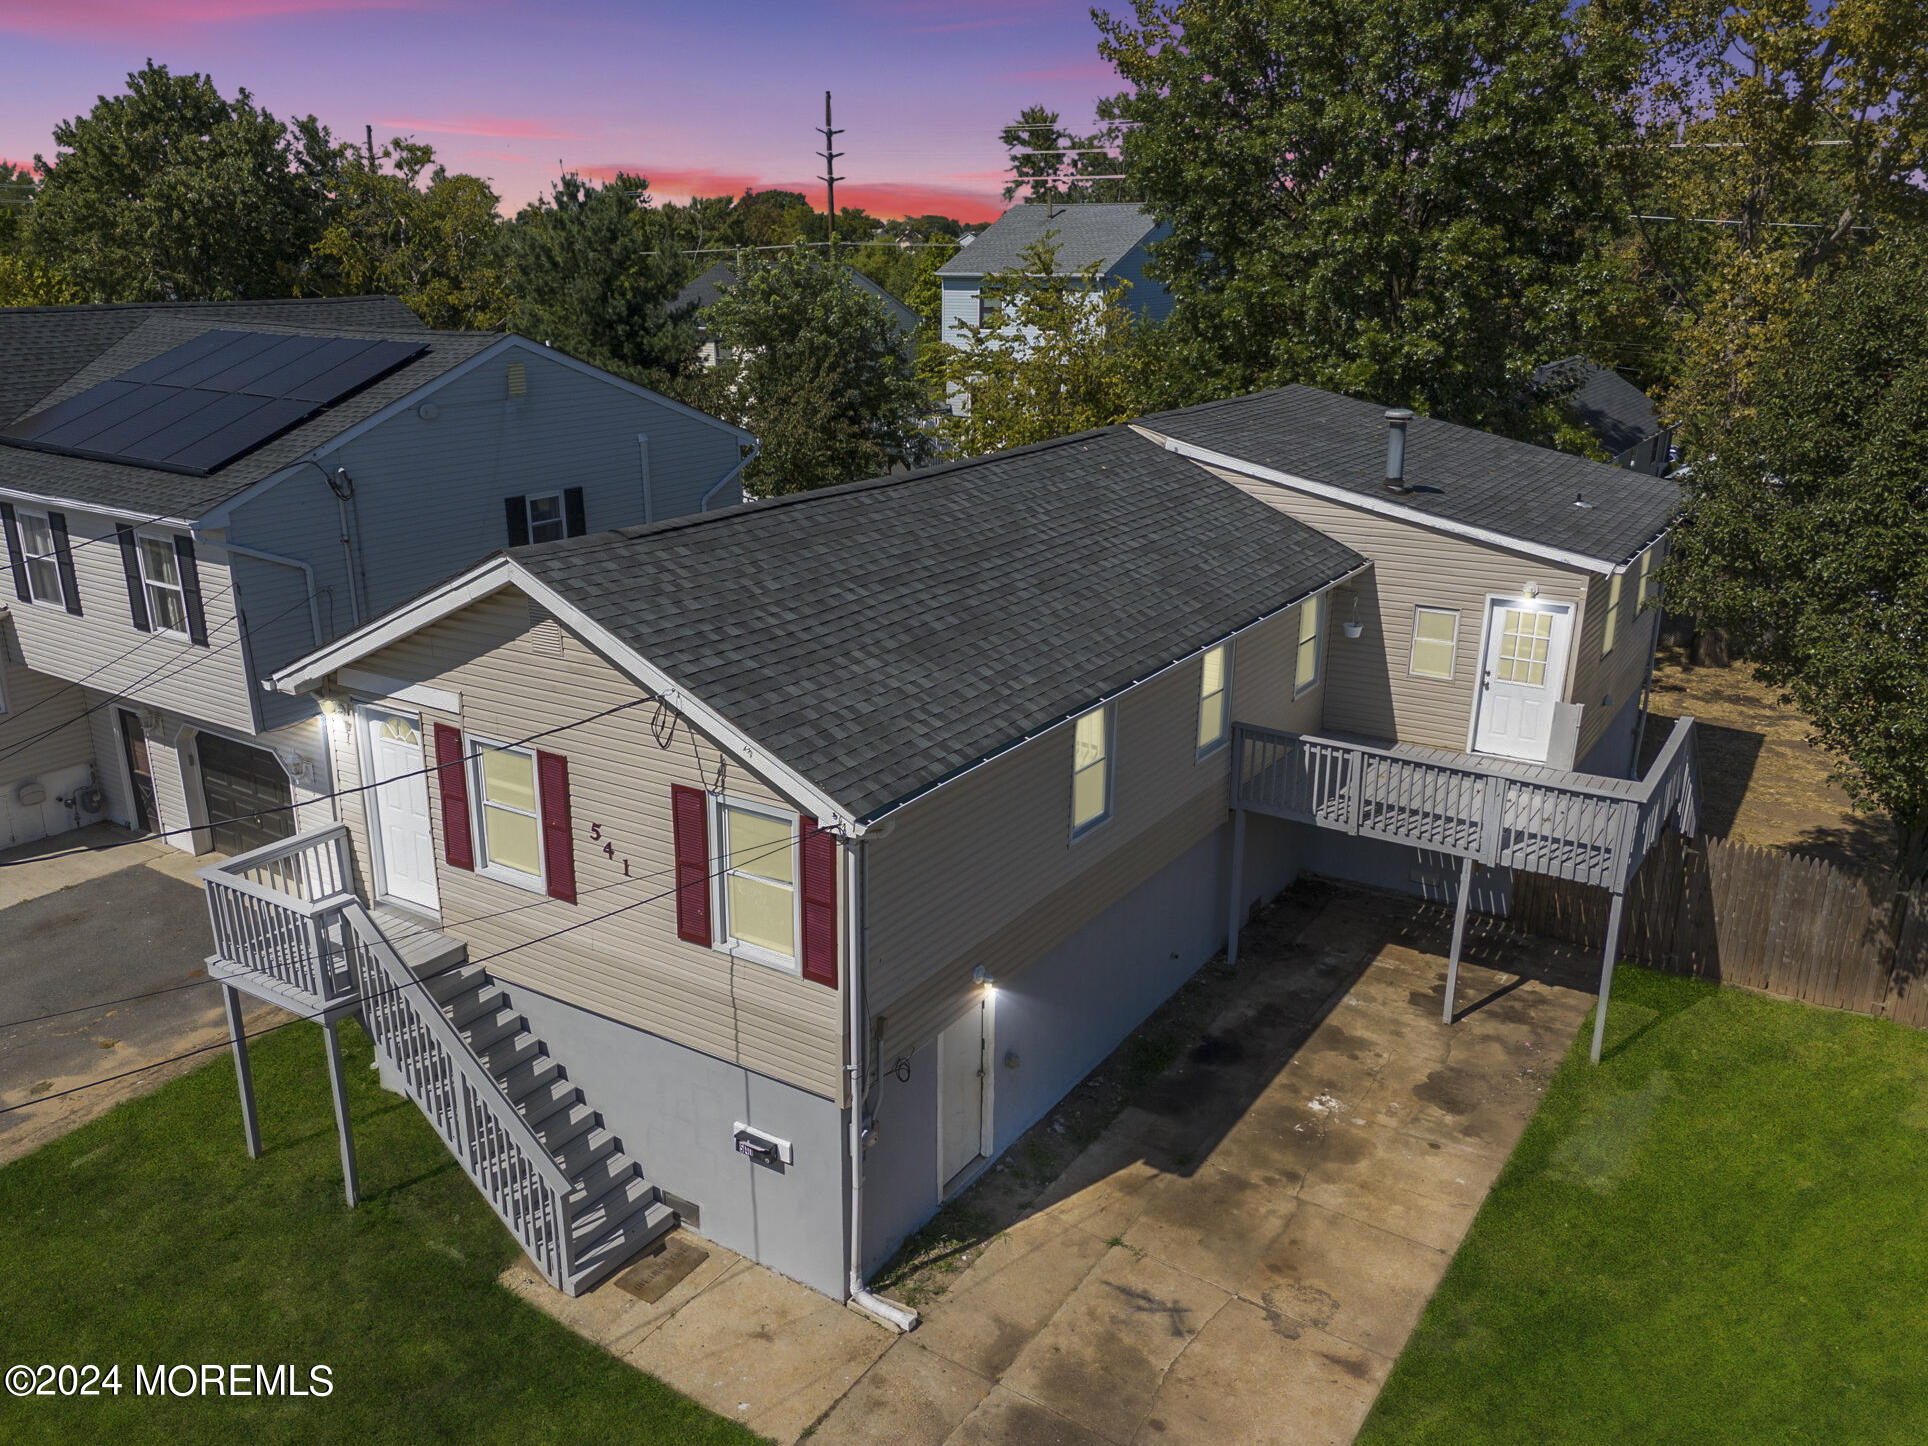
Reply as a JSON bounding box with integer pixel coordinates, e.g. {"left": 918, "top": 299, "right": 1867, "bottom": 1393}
{"left": 0, "top": 820, "right": 826, "bottom": 1114}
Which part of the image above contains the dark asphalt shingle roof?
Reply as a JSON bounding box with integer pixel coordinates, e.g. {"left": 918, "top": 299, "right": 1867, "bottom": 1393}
{"left": 1533, "top": 358, "right": 1665, "bottom": 457}
{"left": 0, "top": 296, "right": 422, "bottom": 428}
{"left": 673, "top": 261, "right": 919, "bottom": 338}
{"left": 935, "top": 203, "right": 1164, "bottom": 279}
{"left": 0, "top": 308, "right": 494, "bottom": 519}
{"left": 1140, "top": 386, "right": 1680, "bottom": 567}
{"left": 512, "top": 426, "right": 1363, "bottom": 821}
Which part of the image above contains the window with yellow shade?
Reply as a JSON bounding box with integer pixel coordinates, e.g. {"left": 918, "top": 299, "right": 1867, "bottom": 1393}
{"left": 718, "top": 800, "right": 797, "bottom": 967}
{"left": 1071, "top": 705, "right": 1111, "bottom": 836}
{"left": 1196, "top": 644, "right": 1230, "bottom": 755}
{"left": 1409, "top": 607, "right": 1458, "bottom": 680}
{"left": 1293, "top": 595, "right": 1324, "bottom": 695}
{"left": 473, "top": 741, "right": 542, "bottom": 883}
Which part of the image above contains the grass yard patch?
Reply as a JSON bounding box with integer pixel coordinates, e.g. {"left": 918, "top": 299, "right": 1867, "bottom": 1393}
{"left": 1360, "top": 966, "right": 1928, "bottom": 1445}
{"left": 0, "top": 1020, "right": 757, "bottom": 1446}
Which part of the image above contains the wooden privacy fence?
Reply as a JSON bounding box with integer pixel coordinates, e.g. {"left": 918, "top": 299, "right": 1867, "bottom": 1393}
{"left": 1510, "top": 832, "right": 1928, "bottom": 1029}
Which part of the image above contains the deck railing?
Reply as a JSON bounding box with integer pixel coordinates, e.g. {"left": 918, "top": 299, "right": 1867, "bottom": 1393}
{"left": 201, "top": 825, "right": 358, "bottom": 1005}
{"left": 341, "top": 901, "right": 577, "bottom": 1288}
{"left": 1233, "top": 717, "right": 1699, "bottom": 891}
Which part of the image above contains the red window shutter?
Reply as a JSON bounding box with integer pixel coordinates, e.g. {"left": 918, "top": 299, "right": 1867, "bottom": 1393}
{"left": 671, "top": 784, "right": 711, "bottom": 946}
{"left": 799, "top": 814, "right": 838, "bottom": 989}
{"left": 433, "top": 724, "right": 474, "bottom": 871}
{"left": 536, "top": 751, "right": 576, "bottom": 903}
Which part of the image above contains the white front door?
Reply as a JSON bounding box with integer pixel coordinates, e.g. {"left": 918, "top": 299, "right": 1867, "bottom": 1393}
{"left": 360, "top": 705, "right": 440, "bottom": 912}
{"left": 937, "top": 1000, "right": 989, "bottom": 1192}
{"left": 1471, "top": 599, "right": 1573, "bottom": 762}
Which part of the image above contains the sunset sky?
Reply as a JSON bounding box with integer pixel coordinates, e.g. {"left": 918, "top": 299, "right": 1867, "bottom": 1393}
{"left": 0, "top": 0, "right": 1125, "bottom": 223}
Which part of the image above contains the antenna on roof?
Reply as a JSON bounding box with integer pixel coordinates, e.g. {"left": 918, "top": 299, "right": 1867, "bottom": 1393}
{"left": 817, "top": 91, "right": 844, "bottom": 253}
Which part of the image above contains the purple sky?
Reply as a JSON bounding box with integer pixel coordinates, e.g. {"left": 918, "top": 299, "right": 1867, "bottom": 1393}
{"left": 0, "top": 0, "right": 1126, "bottom": 222}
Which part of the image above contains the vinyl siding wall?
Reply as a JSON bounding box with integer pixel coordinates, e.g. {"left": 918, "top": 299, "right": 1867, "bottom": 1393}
{"left": 0, "top": 626, "right": 106, "bottom": 844}
{"left": 864, "top": 602, "right": 1324, "bottom": 1061}
{"left": 1575, "top": 537, "right": 1665, "bottom": 771}
{"left": 2, "top": 512, "right": 256, "bottom": 734}
{"left": 328, "top": 587, "right": 844, "bottom": 1101}
{"left": 1107, "top": 244, "right": 1176, "bottom": 325}
{"left": 939, "top": 278, "right": 979, "bottom": 351}
{"left": 1191, "top": 462, "right": 1605, "bottom": 756}
{"left": 226, "top": 347, "right": 746, "bottom": 699}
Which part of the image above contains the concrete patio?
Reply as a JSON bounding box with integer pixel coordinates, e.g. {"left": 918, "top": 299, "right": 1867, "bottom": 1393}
{"left": 509, "top": 884, "right": 1597, "bottom": 1445}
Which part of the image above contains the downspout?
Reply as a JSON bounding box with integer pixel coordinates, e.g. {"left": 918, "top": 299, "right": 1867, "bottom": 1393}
{"left": 290, "top": 458, "right": 365, "bottom": 626}
{"left": 844, "top": 833, "right": 918, "bottom": 1332}
{"left": 700, "top": 441, "right": 761, "bottom": 512}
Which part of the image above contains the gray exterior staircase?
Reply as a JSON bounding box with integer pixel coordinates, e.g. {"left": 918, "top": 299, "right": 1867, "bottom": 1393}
{"left": 201, "top": 826, "right": 675, "bottom": 1297}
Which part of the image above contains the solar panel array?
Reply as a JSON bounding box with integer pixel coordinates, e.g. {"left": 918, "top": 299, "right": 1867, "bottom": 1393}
{"left": 0, "top": 330, "right": 429, "bottom": 476}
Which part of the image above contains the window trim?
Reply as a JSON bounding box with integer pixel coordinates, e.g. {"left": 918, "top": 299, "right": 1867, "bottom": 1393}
{"left": 15, "top": 508, "right": 65, "bottom": 608}
{"left": 522, "top": 492, "right": 568, "bottom": 545}
{"left": 467, "top": 735, "right": 547, "bottom": 893}
{"left": 1195, "top": 643, "right": 1232, "bottom": 759}
{"left": 1069, "top": 702, "right": 1113, "bottom": 840}
{"left": 136, "top": 531, "right": 191, "bottom": 639}
{"left": 1292, "top": 594, "right": 1325, "bottom": 698}
{"left": 1408, "top": 606, "right": 1460, "bottom": 681}
{"left": 709, "top": 793, "right": 802, "bottom": 975}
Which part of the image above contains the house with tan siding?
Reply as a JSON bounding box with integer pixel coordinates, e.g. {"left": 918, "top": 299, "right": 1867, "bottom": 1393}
{"left": 214, "top": 389, "right": 1691, "bottom": 1316}
{"left": 0, "top": 296, "right": 752, "bottom": 856}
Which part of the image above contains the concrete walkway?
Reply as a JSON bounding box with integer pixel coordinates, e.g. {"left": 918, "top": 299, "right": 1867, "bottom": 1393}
{"left": 508, "top": 888, "right": 1595, "bottom": 1445}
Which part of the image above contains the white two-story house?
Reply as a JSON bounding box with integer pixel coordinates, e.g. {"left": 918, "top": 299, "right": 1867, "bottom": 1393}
{"left": 0, "top": 296, "right": 753, "bottom": 855}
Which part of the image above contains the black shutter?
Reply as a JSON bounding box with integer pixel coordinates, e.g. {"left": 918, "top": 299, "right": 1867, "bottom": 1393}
{"left": 48, "top": 512, "right": 81, "bottom": 616}
{"left": 174, "top": 535, "right": 208, "bottom": 646}
{"left": 116, "top": 525, "right": 151, "bottom": 632}
{"left": 504, "top": 495, "right": 529, "bottom": 547}
{"left": 563, "top": 486, "right": 586, "bottom": 538}
{"left": 0, "top": 502, "right": 27, "bottom": 603}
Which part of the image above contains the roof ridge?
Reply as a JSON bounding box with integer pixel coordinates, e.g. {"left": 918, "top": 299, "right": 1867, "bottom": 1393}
{"left": 514, "top": 424, "right": 1148, "bottom": 559}
{"left": 0, "top": 295, "right": 411, "bottom": 319}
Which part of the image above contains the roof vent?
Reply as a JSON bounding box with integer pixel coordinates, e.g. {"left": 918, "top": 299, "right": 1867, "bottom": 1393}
{"left": 1383, "top": 409, "right": 1415, "bottom": 493}
{"left": 1573, "top": 490, "right": 1595, "bottom": 509}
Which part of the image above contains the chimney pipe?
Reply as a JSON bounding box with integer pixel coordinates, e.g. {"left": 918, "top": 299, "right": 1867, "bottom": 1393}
{"left": 1384, "top": 409, "right": 1415, "bottom": 493}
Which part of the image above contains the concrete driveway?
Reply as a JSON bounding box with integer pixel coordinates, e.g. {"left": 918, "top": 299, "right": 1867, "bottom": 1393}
{"left": 811, "top": 895, "right": 1595, "bottom": 1444}
{"left": 507, "top": 884, "right": 1595, "bottom": 1445}
{"left": 0, "top": 825, "right": 271, "bottom": 1164}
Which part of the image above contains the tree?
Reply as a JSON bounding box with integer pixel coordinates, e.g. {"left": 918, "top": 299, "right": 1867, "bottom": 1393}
{"left": 502, "top": 172, "right": 697, "bottom": 383}
{"left": 926, "top": 236, "right": 1180, "bottom": 456}
{"left": 25, "top": 61, "right": 333, "bottom": 301}
{"left": 1618, "top": 1, "right": 1928, "bottom": 450}
{"left": 1093, "top": 0, "right": 1638, "bottom": 439}
{"left": 311, "top": 138, "right": 510, "bottom": 330}
{"left": 1663, "top": 237, "right": 1928, "bottom": 879}
{"left": 999, "top": 105, "right": 1129, "bottom": 203}
{"left": 703, "top": 246, "right": 930, "bottom": 495}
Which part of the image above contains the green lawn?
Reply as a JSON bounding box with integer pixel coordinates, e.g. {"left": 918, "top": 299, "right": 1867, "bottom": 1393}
{"left": 1361, "top": 966, "right": 1928, "bottom": 1445}
{"left": 0, "top": 1021, "right": 756, "bottom": 1446}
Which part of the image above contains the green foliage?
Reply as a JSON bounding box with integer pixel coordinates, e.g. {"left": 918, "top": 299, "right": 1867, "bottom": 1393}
{"left": 1620, "top": 0, "right": 1928, "bottom": 449}
{"left": 926, "top": 236, "right": 1182, "bottom": 456}
{"left": 25, "top": 61, "right": 334, "bottom": 302}
{"left": 1095, "top": 0, "right": 1638, "bottom": 439}
{"left": 1361, "top": 965, "right": 1928, "bottom": 1443}
{"left": 999, "top": 104, "right": 1130, "bottom": 203}
{"left": 312, "top": 138, "right": 510, "bottom": 330}
{"left": 502, "top": 172, "right": 697, "bottom": 384}
{"left": 1662, "top": 237, "right": 1928, "bottom": 877}
{"left": 702, "top": 245, "right": 930, "bottom": 495}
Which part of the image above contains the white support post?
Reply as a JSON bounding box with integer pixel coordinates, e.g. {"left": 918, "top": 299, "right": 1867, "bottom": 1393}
{"left": 1443, "top": 854, "right": 1476, "bottom": 1024}
{"left": 1226, "top": 807, "right": 1248, "bottom": 967}
{"left": 322, "top": 1018, "right": 360, "bottom": 1207}
{"left": 223, "top": 984, "right": 261, "bottom": 1159}
{"left": 1590, "top": 890, "right": 1628, "bottom": 1064}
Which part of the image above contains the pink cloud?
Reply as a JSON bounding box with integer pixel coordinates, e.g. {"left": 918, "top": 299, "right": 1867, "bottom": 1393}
{"left": 0, "top": 0, "right": 423, "bottom": 38}
{"left": 377, "top": 113, "right": 581, "bottom": 140}
{"left": 571, "top": 163, "right": 1005, "bottom": 223}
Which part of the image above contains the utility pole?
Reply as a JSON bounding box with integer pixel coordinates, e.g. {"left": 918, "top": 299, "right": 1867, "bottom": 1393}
{"left": 817, "top": 90, "right": 844, "bottom": 253}
{"left": 365, "top": 124, "right": 376, "bottom": 170}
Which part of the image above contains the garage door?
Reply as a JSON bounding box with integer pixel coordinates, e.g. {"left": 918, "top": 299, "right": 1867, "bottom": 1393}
{"left": 196, "top": 732, "right": 295, "bottom": 857}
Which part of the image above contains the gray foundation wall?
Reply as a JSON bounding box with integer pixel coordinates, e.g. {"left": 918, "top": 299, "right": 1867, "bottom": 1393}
{"left": 403, "top": 981, "right": 850, "bottom": 1298}
{"left": 860, "top": 814, "right": 1306, "bottom": 1276}
{"left": 1577, "top": 693, "right": 1646, "bottom": 781}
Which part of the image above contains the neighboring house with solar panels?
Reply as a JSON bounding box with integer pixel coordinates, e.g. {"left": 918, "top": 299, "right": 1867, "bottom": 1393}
{"left": 0, "top": 296, "right": 753, "bottom": 854}
{"left": 216, "top": 389, "right": 1691, "bottom": 1310}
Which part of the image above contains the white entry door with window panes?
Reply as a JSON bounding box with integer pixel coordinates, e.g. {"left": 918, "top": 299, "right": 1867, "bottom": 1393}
{"left": 360, "top": 705, "right": 440, "bottom": 911}
{"left": 1471, "top": 599, "right": 1573, "bottom": 762}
